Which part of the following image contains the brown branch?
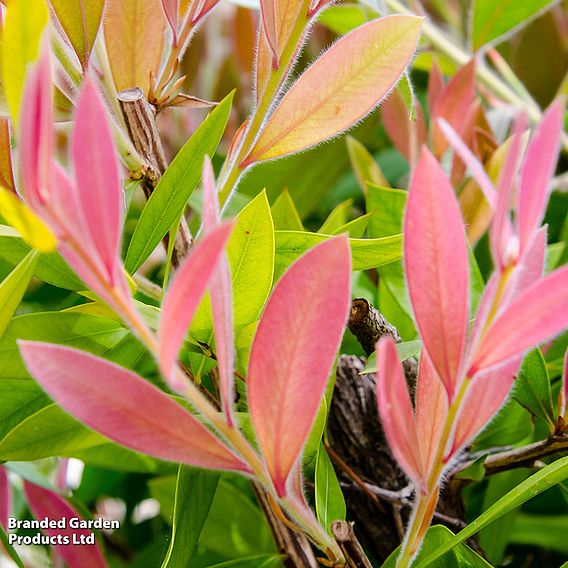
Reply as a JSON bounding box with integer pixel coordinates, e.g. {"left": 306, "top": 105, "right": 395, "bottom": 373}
{"left": 332, "top": 521, "right": 373, "bottom": 568}
{"left": 348, "top": 298, "right": 417, "bottom": 383}
{"left": 453, "top": 434, "right": 568, "bottom": 477}
{"left": 117, "top": 87, "right": 192, "bottom": 268}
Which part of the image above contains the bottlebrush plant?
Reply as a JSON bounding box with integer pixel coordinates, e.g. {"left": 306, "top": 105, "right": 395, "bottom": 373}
{"left": 0, "top": 0, "right": 567, "bottom": 567}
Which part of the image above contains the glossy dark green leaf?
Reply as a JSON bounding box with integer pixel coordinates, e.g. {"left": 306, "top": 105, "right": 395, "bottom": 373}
{"left": 161, "top": 466, "right": 220, "bottom": 567}
{"left": 126, "top": 92, "right": 234, "bottom": 273}
{"left": 512, "top": 349, "right": 555, "bottom": 432}
{"left": 315, "top": 444, "right": 346, "bottom": 534}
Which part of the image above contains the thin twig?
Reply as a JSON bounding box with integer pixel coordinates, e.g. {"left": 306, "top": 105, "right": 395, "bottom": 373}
{"left": 117, "top": 87, "right": 193, "bottom": 268}
{"left": 332, "top": 521, "right": 373, "bottom": 568}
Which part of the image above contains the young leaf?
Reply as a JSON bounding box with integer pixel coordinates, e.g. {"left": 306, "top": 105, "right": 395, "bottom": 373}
{"left": 471, "top": 265, "right": 568, "bottom": 374}
{"left": 159, "top": 223, "right": 233, "bottom": 383}
{"left": 160, "top": 466, "right": 219, "bottom": 567}
{"left": 19, "top": 341, "right": 250, "bottom": 472}
{"left": 161, "top": 0, "right": 179, "bottom": 43}
{"left": 72, "top": 77, "right": 122, "bottom": 284}
{"left": 245, "top": 15, "right": 421, "bottom": 164}
{"left": 405, "top": 149, "right": 469, "bottom": 397}
{"left": 248, "top": 236, "right": 351, "bottom": 496}
{"left": 23, "top": 480, "right": 107, "bottom": 567}
{"left": 201, "top": 157, "right": 235, "bottom": 424}
{"left": 50, "top": 0, "right": 105, "bottom": 67}
{"left": 125, "top": 92, "right": 233, "bottom": 273}
{"left": 103, "top": 0, "right": 165, "bottom": 94}
{"left": 518, "top": 98, "right": 564, "bottom": 252}
{"left": 315, "top": 444, "right": 346, "bottom": 534}
{"left": 414, "top": 454, "right": 568, "bottom": 568}
{"left": 1, "top": 0, "right": 48, "bottom": 122}
{"left": 559, "top": 350, "right": 568, "bottom": 422}
{"left": 0, "top": 250, "right": 38, "bottom": 338}
{"left": 346, "top": 135, "right": 389, "bottom": 194}
{"left": 376, "top": 336, "right": 424, "bottom": 486}
{"left": 512, "top": 349, "right": 555, "bottom": 431}
{"left": 271, "top": 189, "right": 304, "bottom": 231}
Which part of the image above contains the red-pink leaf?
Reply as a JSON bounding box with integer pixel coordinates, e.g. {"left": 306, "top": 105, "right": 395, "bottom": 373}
{"left": 159, "top": 223, "right": 233, "bottom": 385}
{"left": 19, "top": 341, "right": 250, "bottom": 472}
{"left": 260, "top": 0, "right": 279, "bottom": 66}
{"left": 248, "top": 236, "right": 351, "bottom": 496}
{"left": 405, "top": 148, "right": 469, "bottom": 397}
{"left": 190, "top": 0, "right": 220, "bottom": 24}
{"left": 161, "top": 0, "right": 179, "bottom": 43}
{"left": 19, "top": 41, "right": 53, "bottom": 211}
{"left": 0, "top": 466, "right": 9, "bottom": 531}
{"left": 24, "top": 480, "right": 107, "bottom": 568}
{"left": 72, "top": 77, "right": 123, "bottom": 285}
{"left": 202, "top": 157, "right": 235, "bottom": 425}
{"left": 518, "top": 98, "right": 564, "bottom": 252}
{"left": 427, "top": 58, "right": 444, "bottom": 110}
{"left": 451, "top": 359, "right": 519, "bottom": 454}
{"left": 246, "top": 15, "right": 421, "bottom": 164}
{"left": 415, "top": 353, "right": 448, "bottom": 477}
{"left": 376, "top": 337, "right": 423, "bottom": 485}
{"left": 470, "top": 265, "right": 568, "bottom": 375}
{"left": 431, "top": 60, "right": 475, "bottom": 157}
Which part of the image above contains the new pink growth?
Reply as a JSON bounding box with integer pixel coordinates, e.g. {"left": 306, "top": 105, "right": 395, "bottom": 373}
{"left": 201, "top": 157, "right": 236, "bottom": 425}
{"left": 24, "top": 481, "right": 107, "bottom": 568}
{"left": 19, "top": 341, "right": 250, "bottom": 473}
{"left": 404, "top": 148, "right": 469, "bottom": 398}
{"left": 247, "top": 236, "right": 351, "bottom": 497}
{"left": 161, "top": 0, "right": 179, "bottom": 43}
{"left": 376, "top": 337, "right": 424, "bottom": 486}
{"left": 158, "top": 222, "right": 234, "bottom": 389}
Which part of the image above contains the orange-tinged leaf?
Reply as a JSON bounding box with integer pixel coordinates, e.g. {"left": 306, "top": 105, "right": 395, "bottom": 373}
{"left": 50, "top": 0, "right": 105, "bottom": 67}
{"left": 246, "top": 15, "right": 422, "bottom": 164}
{"left": 0, "top": 118, "right": 16, "bottom": 192}
{"left": 103, "top": 0, "right": 165, "bottom": 95}
{"left": 247, "top": 236, "right": 351, "bottom": 496}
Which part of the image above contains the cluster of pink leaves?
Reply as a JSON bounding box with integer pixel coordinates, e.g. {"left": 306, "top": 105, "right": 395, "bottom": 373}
{"left": 13, "top": 38, "right": 354, "bottom": 551}
{"left": 161, "top": 0, "right": 220, "bottom": 45}
{"left": 376, "top": 99, "right": 568, "bottom": 492}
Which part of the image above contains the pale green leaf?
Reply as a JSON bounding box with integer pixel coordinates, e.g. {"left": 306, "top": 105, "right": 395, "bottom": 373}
{"left": 315, "top": 444, "right": 346, "bottom": 534}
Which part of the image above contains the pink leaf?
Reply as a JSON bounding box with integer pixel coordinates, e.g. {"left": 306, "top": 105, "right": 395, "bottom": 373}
{"left": 245, "top": 15, "right": 421, "bottom": 164}
{"left": 431, "top": 60, "right": 475, "bottom": 157}
{"left": 405, "top": 148, "right": 469, "bottom": 397}
{"left": 490, "top": 116, "right": 526, "bottom": 270}
{"left": 248, "top": 236, "right": 351, "bottom": 496}
{"left": 19, "top": 341, "right": 250, "bottom": 473}
{"left": 23, "top": 480, "right": 107, "bottom": 568}
{"left": 162, "top": 0, "right": 179, "bottom": 43}
{"left": 470, "top": 265, "right": 568, "bottom": 375}
{"left": 0, "top": 466, "right": 9, "bottom": 531}
{"left": 72, "top": 77, "right": 122, "bottom": 285}
{"left": 518, "top": 98, "right": 564, "bottom": 252}
{"left": 427, "top": 58, "right": 444, "bottom": 110}
{"left": 376, "top": 337, "right": 423, "bottom": 486}
{"left": 202, "top": 157, "right": 235, "bottom": 425}
{"left": 190, "top": 0, "right": 220, "bottom": 24}
{"left": 260, "top": 0, "right": 279, "bottom": 66}
{"left": 451, "top": 359, "right": 520, "bottom": 454}
{"left": 158, "top": 223, "right": 234, "bottom": 385}
{"left": 19, "top": 40, "right": 53, "bottom": 212}
{"left": 415, "top": 353, "right": 448, "bottom": 477}
{"left": 437, "top": 118, "right": 497, "bottom": 209}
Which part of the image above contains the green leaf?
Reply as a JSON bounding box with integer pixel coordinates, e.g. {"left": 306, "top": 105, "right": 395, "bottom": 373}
{"left": 319, "top": 199, "right": 352, "bottom": 234}
{"left": 0, "top": 250, "right": 38, "bottom": 337}
{"left": 455, "top": 455, "right": 487, "bottom": 482}
{"left": 384, "top": 525, "right": 492, "bottom": 567}
{"left": 271, "top": 189, "right": 303, "bottom": 231}
{"left": 315, "top": 444, "right": 346, "bottom": 534}
{"left": 317, "top": 5, "right": 370, "bottom": 35}
{"left": 161, "top": 466, "right": 220, "bottom": 567}
{"left": 346, "top": 136, "right": 389, "bottom": 194}
{"left": 0, "top": 523, "right": 24, "bottom": 568}
{"left": 303, "top": 398, "right": 328, "bottom": 466}
{"left": 205, "top": 556, "right": 283, "bottom": 568}
{"left": 274, "top": 231, "right": 402, "bottom": 279}
{"left": 1, "top": 0, "right": 48, "bottom": 122}
{"left": 332, "top": 212, "right": 373, "bottom": 238}
{"left": 362, "top": 340, "right": 422, "bottom": 375}
{"left": 50, "top": 0, "right": 104, "bottom": 67}
{"left": 0, "top": 236, "right": 83, "bottom": 290}
{"left": 511, "top": 514, "right": 568, "bottom": 555}
{"left": 191, "top": 191, "right": 275, "bottom": 339}
{"left": 414, "top": 455, "right": 568, "bottom": 568}
{"left": 125, "top": 92, "right": 234, "bottom": 273}
{"left": 512, "top": 349, "right": 555, "bottom": 432}
{"left": 472, "top": 0, "right": 557, "bottom": 50}
{"left": 366, "top": 184, "right": 406, "bottom": 239}
{"left": 474, "top": 399, "right": 533, "bottom": 449}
